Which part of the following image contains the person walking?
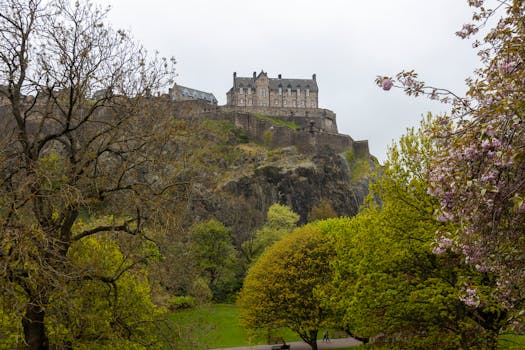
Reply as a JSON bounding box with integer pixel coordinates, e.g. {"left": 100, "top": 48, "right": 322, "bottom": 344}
{"left": 322, "top": 330, "right": 330, "bottom": 342}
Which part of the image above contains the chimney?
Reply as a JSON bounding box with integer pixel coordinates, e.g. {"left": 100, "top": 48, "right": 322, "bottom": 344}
{"left": 278, "top": 74, "right": 282, "bottom": 79}
{"left": 312, "top": 73, "right": 316, "bottom": 81}
{"left": 253, "top": 71, "right": 256, "bottom": 78}
{"left": 233, "top": 72, "right": 237, "bottom": 87}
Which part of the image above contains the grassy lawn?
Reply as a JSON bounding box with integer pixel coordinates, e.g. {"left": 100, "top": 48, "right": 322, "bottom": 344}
{"left": 169, "top": 304, "right": 524, "bottom": 349}
{"left": 254, "top": 113, "right": 300, "bottom": 130}
{"left": 169, "top": 304, "right": 301, "bottom": 348}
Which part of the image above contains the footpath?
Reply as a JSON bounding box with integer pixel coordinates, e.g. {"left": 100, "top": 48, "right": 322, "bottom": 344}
{"left": 211, "top": 337, "right": 362, "bottom": 350}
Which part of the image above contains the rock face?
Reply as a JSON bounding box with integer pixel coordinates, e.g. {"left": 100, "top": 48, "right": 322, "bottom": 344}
{"left": 219, "top": 147, "right": 370, "bottom": 226}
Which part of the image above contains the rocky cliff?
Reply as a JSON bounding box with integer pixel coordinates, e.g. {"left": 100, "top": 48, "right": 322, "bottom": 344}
{"left": 174, "top": 118, "right": 374, "bottom": 244}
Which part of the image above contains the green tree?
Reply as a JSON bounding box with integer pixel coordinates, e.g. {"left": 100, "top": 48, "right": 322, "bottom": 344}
{"left": 240, "top": 203, "right": 299, "bottom": 268}
{"left": 190, "top": 219, "right": 239, "bottom": 301}
{"left": 307, "top": 199, "right": 338, "bottom": 222}
{"left": 0, "top": 0, "right": 177, "bottom": 348}
{"left": 238, "top": 224, "right": 335, "bottom": 350}
{"left": 378, "top": 0, "right": 525, "bottom": 323}
{"left": 323, "top": 120, "right": 508, "bottom": 349}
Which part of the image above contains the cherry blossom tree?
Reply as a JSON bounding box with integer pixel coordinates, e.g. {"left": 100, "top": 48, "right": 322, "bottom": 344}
{"left": 377, "top": 0, "right": 524, "bottom": 326}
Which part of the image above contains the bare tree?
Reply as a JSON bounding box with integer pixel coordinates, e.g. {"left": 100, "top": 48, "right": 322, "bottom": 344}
{"left": 0, "top": 0, "right": 178, "bottom": 348}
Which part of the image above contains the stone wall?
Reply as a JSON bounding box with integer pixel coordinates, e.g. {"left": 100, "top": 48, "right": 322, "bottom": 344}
{"left": 171, "top": 100, "right": 369, "bottom": 157}
{"left": 222, "top": 106, "right": 338, "bottom": 133}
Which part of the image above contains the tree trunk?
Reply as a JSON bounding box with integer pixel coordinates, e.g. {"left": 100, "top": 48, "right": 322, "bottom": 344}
{"left": 306, "top": 330, "right": 318, "bottom": 350}
{"left": 22, "top": 301, "right": 49, "bottom": 350}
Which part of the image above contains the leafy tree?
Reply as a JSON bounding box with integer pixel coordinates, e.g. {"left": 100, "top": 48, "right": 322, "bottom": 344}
{"left": 324, "top": 121, "right": 510, "bottom": 349}
{"left": 307, "top": 199, "right": 338, "bottom": 222}
{"left": 239, "top": 203, "right": 299, "bottom": 269}
{"left": 0, "top": 0, "right": 177, "bottom": 348}
{"left": 48, "top": 235, "right": 163, "bottom": 349}
{"left": 377, "top": 0, "right": 525, "bottom": 321}
{"left": 238, "top": 224, "right": 335, "bottom": 350}
{"left": 189, "top": 219, "right": 239, "bottom": 301}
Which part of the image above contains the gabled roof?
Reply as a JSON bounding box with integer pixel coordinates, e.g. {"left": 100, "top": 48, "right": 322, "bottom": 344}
{"left": 171, "top": 84, "right": 217, "bottom": 104}
{"left": 233, "top": 74, "right": 318, "bottom": 92}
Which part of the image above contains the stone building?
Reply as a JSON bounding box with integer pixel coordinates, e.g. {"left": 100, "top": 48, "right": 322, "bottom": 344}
{"left": 169, "top": 83, "right": 217, "bottom": 105}
{"left": 226, "top": 71, "right": 318, "bottom": 109}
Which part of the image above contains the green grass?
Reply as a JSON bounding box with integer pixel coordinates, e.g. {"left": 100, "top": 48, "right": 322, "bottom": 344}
{"left": 169, "top": 304, "right": 300, "bottom": 348}
{"left": 499, "top": 334, "right": 525, "bottom": 349}
{"left": 169, "top": 304, "right": 525, "bottom": 349}
{"left": 254, "top": 113, "right": 300, "bottom": 130}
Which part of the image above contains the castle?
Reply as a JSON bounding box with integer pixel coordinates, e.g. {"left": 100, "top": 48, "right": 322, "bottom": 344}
{"left": 172, "top": 71, "right": 369, "bottom": 157}
{"left": 169, "top": 83, "right": 217, "bottom": 105}
{"left": 226, "top": 71, "right": 318, "bottom": 109}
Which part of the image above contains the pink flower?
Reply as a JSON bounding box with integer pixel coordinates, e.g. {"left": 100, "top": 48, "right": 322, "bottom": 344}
{"left": 382, "top": 78, "right": 393, "bottom": 91}
{"left": 469, "top": 0, "right": 483, "bottom": 7}
{"left": 461, "top": 287, "right": 480, "bottom": 307}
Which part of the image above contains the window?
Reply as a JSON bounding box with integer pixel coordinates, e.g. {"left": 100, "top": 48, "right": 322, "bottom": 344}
{"left": 292, "top": 100, "right": 296, "bottom": 107}
{"left": 296, "top": 88, "right": 300, "bottom": 96}
{"left": 311, "top": 101, "right": 316, "bottom": 108}
{"left": 274, "top": 99, "right": 279, "bottom": 106}
{"left": 260, "top": 88, "right": 266, "bottom": 97}
{"left": 306, "top": 88, "right": 310, "bottom": 96}
{"left": 248, "top": 98, "right": 252, "bottom": 105}
{"left": 239, "top": 87, "right": 243, "bottom": 94}
{"left": 283, "top": 100, "right": 287, "bottom": 106}
{"left": 248, "top": 87, "right": 252, "bottom": 94}
{"left": 240, "top": 98, "right": 245, "bottom": 104}
{"left": 278, "top": 86, "right": 282, "bottom": 95}
{"left": 287, "top": 87, "right": 291, "bottom": 96}
{"left": 300, "top": 100, "right": 305, "bottom": 107}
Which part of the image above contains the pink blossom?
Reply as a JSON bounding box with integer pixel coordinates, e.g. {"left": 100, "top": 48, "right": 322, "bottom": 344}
{"left": 475, "top": 264, "right": 489, "bottom": 272}
{"left": 456, "top": 24, "right": 479, "bottom": 38}
{"left": 498, "top": 58, "right": 516, "bottom": 74}
{"left": 491, "top": 138, "right": 502, "bottom": 148}
{"left": 382, "top": 78, "right": 393, "bottom": 91}
{"left": 468, "top": 0, "right": 483, "bottom": 7}
{"left": 461, "top": 287, "right": 480, "bottom": 307}
{"left": 432, "top": 235, "right": 453, "bottom": 254}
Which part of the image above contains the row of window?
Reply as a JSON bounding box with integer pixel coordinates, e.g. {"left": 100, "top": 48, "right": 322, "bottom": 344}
{"left": 238, "top": 87, "right": 310, "bottom": 97}
{"left": 238, "top": 98, "right": 316, "bottom": 107}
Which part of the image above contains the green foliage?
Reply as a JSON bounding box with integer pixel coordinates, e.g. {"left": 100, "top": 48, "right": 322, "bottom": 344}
{"left": 344, "top": 149, "right": 370, "bottom": 184}
{"left": 254, "top": 113, "right": 300, "bottom": 130}
{"left": 238, "top": 224, "right": 336, "bottom": 348}
{"left": 324, "top": 120, "right": 503, "bottom": 349}
{"left": 263, "top": 129, "right": 273, "bottom": 147}
{"left": 168, "top": 296, "right": 196, "bottom": 311}
{"left": 0, "top": 232, "right": 170, "bottom": 349}
{"left": 190, "top": 219, "right": 240, "bottom": 302}
{"left": 47, "top": 235, "right": 163, "bottom": 349}
{"left": 307, "top": 199, "right": 338, "bottom": 222}
{"left": 240, "top": 204, "right": 299, "bottom": 269}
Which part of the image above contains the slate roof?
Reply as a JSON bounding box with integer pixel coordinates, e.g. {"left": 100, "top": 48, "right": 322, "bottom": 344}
{"left": 234, "top": 75, "right": 318, "bottom": 92}
{"left": 171, "top": 84, "right": 217, "bottom": 104}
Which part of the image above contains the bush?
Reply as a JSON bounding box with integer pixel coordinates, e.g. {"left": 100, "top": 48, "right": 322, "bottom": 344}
{"left": 168, "top": 296, "right": 196, "bottom": 311}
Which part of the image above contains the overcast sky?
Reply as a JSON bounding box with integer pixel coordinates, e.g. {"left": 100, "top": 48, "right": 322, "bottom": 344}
{"left": 94, "top": 0, "right": 481, "bottom": 162}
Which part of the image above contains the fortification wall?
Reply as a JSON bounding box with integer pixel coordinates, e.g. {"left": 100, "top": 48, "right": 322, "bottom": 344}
{"left": 222, "top": 106, "right": 338, "bottom": 133}
{"left": 171, "top": 100, "right": 368, "bottom": 157}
